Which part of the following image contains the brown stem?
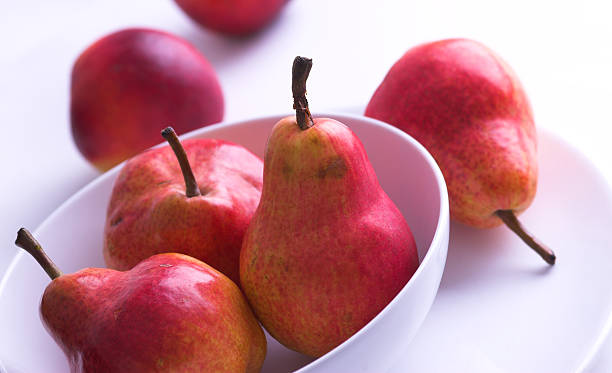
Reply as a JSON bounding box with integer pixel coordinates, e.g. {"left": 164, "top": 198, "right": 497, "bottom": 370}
{"left": 15, "top": 228, "right": 63, "bottom": 280}
{"left": 161, "top": 127, "right": 201, "bottom": 198}
{"left": 292, "top": 56, "right": 314, "bottom": 130}
{"left": 495, "top": 210, "right": 556, "bottom": 265}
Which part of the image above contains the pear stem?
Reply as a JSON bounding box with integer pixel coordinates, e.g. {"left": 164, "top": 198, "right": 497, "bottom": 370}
{"left": 15, "top": 228, "right": 63, "bottom": 280}
{"left": 292, "top": 56, "right": 314, "bottom": 130}
{"left": 161, "top": 127, "right": 201, "bottom": 198}
{"left": 495, "top": 210, "right": 556, "bottom": 265}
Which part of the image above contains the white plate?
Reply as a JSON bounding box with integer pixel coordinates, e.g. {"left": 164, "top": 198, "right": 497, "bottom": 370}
{"left": 2, "top": 120, "right": 611, "bottom": 373}
{"left": 2, "top": 1, "right": 612, "bottom": 371}
{"left": 387, "top": 129, "right": 612, "bottom": 373}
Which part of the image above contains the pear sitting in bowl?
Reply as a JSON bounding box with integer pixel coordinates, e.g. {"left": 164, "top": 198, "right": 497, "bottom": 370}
{"left": 240, "top": 57, "right": 420, "bottom": 357}
{"left": 104, "top": 127, "right": 263, "bottom": 285}
{"left": 15, "top": 228, "right": 266, "bottom": 373}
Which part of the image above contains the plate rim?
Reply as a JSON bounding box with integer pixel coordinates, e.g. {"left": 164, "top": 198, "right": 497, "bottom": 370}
{"left": 2, "top": 116, "right": 611, "bottom": 373}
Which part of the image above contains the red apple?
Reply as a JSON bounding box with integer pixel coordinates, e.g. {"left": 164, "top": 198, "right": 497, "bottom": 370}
{"left": 71, "top": 28, "right": 224, "bottom": 171}
{"left": 174, "top": 0, "right": 288, "bottom": 36}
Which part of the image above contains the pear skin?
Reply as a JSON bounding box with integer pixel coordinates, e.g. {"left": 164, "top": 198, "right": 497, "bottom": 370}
{"left": 16, "top": 229, "right": 266, "bottom": 373}
{"left": 104, "top": 133, "right": 263, "bottom": 285}
{"left": 367, "top": 38, "right": 536, "bottom": 228}
{"left": 240, "top": 115, "right": 419, "bottom": 357}
{"left": 366, "top": 39, "right": 555, "bottom": 264}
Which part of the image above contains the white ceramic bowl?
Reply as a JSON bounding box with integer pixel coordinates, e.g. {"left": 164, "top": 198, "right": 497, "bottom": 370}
{"left": 0, "top": 113, "right": 449, "bottom": 373}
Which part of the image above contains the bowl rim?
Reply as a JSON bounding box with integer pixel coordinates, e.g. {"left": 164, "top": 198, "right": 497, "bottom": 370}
{"left": 289, "top": 112, "right": 450, "bottom": 371}
{"left": 0, "top": 111, "right": 450, "bottom": 372}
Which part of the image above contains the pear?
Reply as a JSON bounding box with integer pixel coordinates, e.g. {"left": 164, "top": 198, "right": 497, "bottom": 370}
{"left": 15, "top": 228, "right": 266, "bottom": 373}
{"left": 240, "top": 57, "right": 419, "bottom": 357}
{"left": 366, "top": 38, "right": 556, "bottom": 265}
{"left": 104, "top": 127, "right": 263, "bottom": 285}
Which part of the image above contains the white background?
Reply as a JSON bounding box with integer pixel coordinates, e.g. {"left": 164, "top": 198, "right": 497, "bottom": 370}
{"left": 1, "top": 0, "right": 611, "bottom": 371}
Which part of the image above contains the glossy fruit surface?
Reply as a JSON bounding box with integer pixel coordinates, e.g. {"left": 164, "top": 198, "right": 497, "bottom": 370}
{"left": 14, "top": 228, "right": 266, "bottom": 373}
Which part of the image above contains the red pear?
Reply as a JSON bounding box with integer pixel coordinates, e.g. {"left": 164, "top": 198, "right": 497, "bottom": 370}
{"left": 71, "top": 28, "right": 224, "bottom": 171}
{"left": 14, "top": 228, "right": 266, "bottom": 373}
{"left": 174, "top": 0, "right": 288, "bottom": 36}
{"left": 240, "top": 57, "right": 419, "bottom": 357}
{"left": 104, "top": 127, "right": 263, "bottom": 285}
{"left": 366, "top": 38, "right": 555, "bottom": 265}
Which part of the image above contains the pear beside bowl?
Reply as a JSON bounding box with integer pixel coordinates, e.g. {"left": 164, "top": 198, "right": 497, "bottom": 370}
{"left": 0, "top": 113, "right": 449, "bottom": 373}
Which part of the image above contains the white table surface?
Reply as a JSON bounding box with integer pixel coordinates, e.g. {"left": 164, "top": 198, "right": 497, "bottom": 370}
{"left": 1, "top": 0, "right": 612, "bottom": 372}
